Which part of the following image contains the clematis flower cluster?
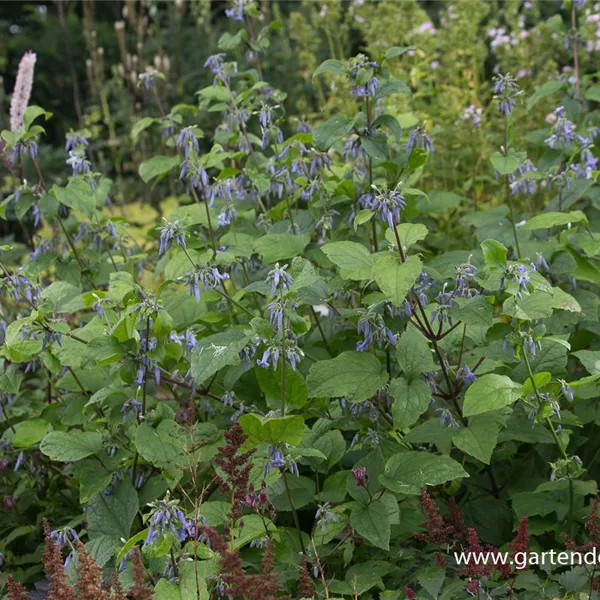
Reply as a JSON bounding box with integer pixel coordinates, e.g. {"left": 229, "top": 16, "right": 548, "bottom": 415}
{"left": 144, "top": 494, "right": 189, "bottom": 545}
{"left": 182, "top": 266, "right": 229, "bottom": 303}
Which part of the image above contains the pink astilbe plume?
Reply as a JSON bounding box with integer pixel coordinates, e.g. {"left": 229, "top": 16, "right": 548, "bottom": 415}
{"left": 10, "top": 50, "right": 36, "bottom": 132}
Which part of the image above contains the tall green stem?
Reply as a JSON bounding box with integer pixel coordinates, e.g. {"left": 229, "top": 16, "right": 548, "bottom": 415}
{"left": 280, "top": 288, "right": 287, "bottom": 416}
{"left": 191, "top": 188, "right": 217, "bottom": 254}
{"left": 504, "top": 113, "right": 521, "bottom": 259}
{"left": 282, "top": 470, "right": 306, "bottom": 554}
{"left": 522, "top": 348, "right": 574, "bottom": 534}
{"left": 571, "top": 3, "right": 581, "bottom": 98}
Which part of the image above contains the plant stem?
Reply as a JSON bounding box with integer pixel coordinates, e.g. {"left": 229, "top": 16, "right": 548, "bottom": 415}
{"left": 31, "top": 156, "right": 92, "bottom": 285}
{"left": 284, "top": 194, "right": 296, "bottom": 233}
{"left": 310, "top": 306, "right": 333, "bottom": 357}
{"left": 571, "top": 3, "right": 581, "bottom": 98}
{"left": 365, "top": 97, "right": 376, "bottom": 251}
{"left": 0, "top": 397, "right": 16, "bottom": 433}
{"left": 282, "top": 470, "right": 306, "bottom": 554}
{"left": 559, "top": 188, "right": 563, "bottom": 213}
{"left": 503, "top": 113, "right": 522, "bottom": 259}
{"left": 214, "top": 287, "right": 255, "bottom": 318}
{"left": 169, "top": 547, "right": 179, "bottom": 579}
{"left": 57, "top": 218, "right": 95, "bottom": 287}
{"left": 56, "top": 0, "right": 83, "bottom": 125}
{"left": 392, "top": 216, "right": 464, "bottom": 411}
{"left": 180, "top": 245, "right": 255, "bottom": 319}
{"left": 280, "top": 353, "right": 286, "bottom": 416}
{"left": 132, "top": 317, "right": 151, "bottom": 486}
{"left": 191, "top": 188, "right": 217, "bottom": 254}
{"left": 244, "top": 14, "right": 263, "bottom": 80}
{"left": 152, "top": 87, "right": 167, "bottom": 119}
{"left": 141, "top": 316, "right": 151, "bottom": 416}
{"left": 280, "top": 288, "right": 287, "bottom": 415}
{"left": 522, "top": 348, "right": 574, "bottom": 534}
{"left": 393, "top": 221, "right": 406, "bottom": 263}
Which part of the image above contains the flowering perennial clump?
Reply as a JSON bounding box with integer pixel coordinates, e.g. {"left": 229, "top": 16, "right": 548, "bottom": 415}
{"left": 2, "top": 2, "right": 600, "bottom": 599}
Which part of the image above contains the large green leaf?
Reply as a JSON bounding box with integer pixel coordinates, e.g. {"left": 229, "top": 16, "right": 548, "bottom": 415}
{"left": 351, "top": 500, "right": 390, "bottom": 550}
{"left": 40, "top": 431, "right": 104, "bottom": 461}
{"left": 390, "top": 377, "right": 431, "bottom": 428}
{"left": 453, "top": 414, "right": 501, "bottom": 464}
{"left": 322, "top": 241, "right": 373, "bottom": 280}
{"left": 131, "top": 116, "right": 157, "bottom": 142}
{"left": 449, "top": 295, "right": 493, "bottom": 328}
{"left": 547, "top": 179, "right": 595, "bottom": 211}
{"left": 503, "top": 291, "right": 555, "bottom": 321}
{"left": 269, "top": 476, "right": 315, "bottom": 512}
{"left": 313, "top": 115, "right": 352, "bottom": 151}
{"left": 384, "top": 46, "right": 413, "bottom": 59}
{"left": 396, "top": 327, "right": 435, "bottom": 379}
{"left": 139, "top": 154, "right": 180, "bottom": 183}
{"left": 74, "top": 460, "right": 114, "bottom": 504}
{"left": 135, "top": 420, "right": 186, "bottom": 468}
{"left": 375, "top": 78, "right": 411, "bottom": 99}
{"left": 255, "top": 365, "right": 308, "bottom": 409}
{"left": 361, "top": 132, "right": 389, "bottom": 161}
{"left": 238, "top": 414, "right": 305, "bottom": 446}
{"left": 87, "top": 481, "right": 138, "bottom": 540}
{"left": 522, "top": 210, "right": 588, "bottom": 230}
{"left": 307, "top": 351, "right": 388, "bottom": 403}
{"left": 313, "top": 59, "right": 346, "bottom": 78}
{"left": 573, "top": 350, "right": 600, "bottom": 375}
{"left": 552, "top": 287, "right": 581, "bottom": 313}
{"left": 0, "top": 366, "right": 24, "bottom": 394}
{"left": 254, "top": 234, "right": 310, "bottom": 262}
{"left": 462, "top": 374, "right": 523, "bottom": 417}
{"left": 585, "top": 85, "right": 600, "bottom": 102}
{"left": 85, "top": 535, "right": 116, "bottom": 567}
{"left": 372, "top": 254, "right": 422, "bottom": 307}
{"left": 12, "top": 419, "right": 51, "bottom": 448}
{"left": 527, "top": 80, "right": 564, "bottom": 111}
{"left": 85, "top": 336, "right": 127, "bottom": 366}
{"left": 423, "top": 191, "right": 463, "bottom": 212}
{"left": 489, "top": 151, "right": 527, "bottom": 175}
{"left": 481, "top": 239, "right": 508, "bottom": 269}
{"left": 384, "top": 223, "right": 428, "bottom": 249}
{"left": 305, "top": 429, "right": 346, "bottom": 471}
{"left": 52, "top": 178, "right": 96, "bottom": 218}
{"left": 156, "top": 575, "right": 209, "bottom": 600}
{"left": 190, "top": 330, "right": 250, "bottom": 385}
{"left": 380, "top": 452, "right": 469, "bottom": 495}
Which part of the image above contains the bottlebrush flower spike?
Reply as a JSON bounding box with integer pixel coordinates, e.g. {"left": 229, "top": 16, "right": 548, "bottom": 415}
{"left": 6, "top": 576, "right": 29, "bottom": 600}
{"left": 415, "top": 489, "right": 455, "bottom": 546}
{"left": 508, "top": 517, "right": 529, "bottom": 570}
{"left": 10, "top": 51, "right": 36, "bottom": 132}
